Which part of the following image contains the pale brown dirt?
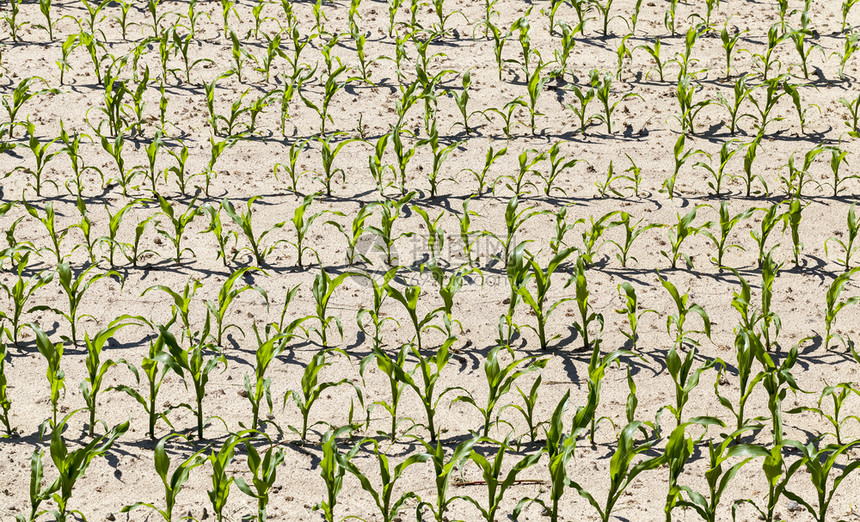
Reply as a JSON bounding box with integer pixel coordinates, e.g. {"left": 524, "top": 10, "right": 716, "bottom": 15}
{"left": 2, "top": 0, "right": 860, "bottom": 521}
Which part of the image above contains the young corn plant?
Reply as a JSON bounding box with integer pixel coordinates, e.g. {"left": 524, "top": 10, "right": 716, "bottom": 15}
{"left": 454, "top": 346, "right": 548, "bottom": 437}
{"left": 121, "top": 434, "right": 208, "bottom": 522}
{"left": 16, "top": 122, "right": 61, "bottom": 197}
{"left": 659, "top": 273, "right": 711, "bottom": 350}
{"left": 615, "top": 282, "right": 655, "bottom": 350}
{"left": 579, "top": 210, "right": 619, "bottom": 267}
{"left": 732, "top": 443, "right": 804, "bottom": 522}
{"left": 715, "top": 328, "right": 767, "bottom": 434}
{"left": 110, "top": 329, "right": 179, "bottom": 439}
{"left": 1, "top": 253, "right": 53, "bottom": 348}
{"left": 666, "top": 344, "right": 718, "bottom": 426}
{"left": 825, "top": 203, "right": 860, "bottom": 269}
{"left": 384, "top": 279, "right": 442, "bottom": 353}
{"left": 569, "top": 258, "right": 605, "bottom": 354}
{"left": 23, "top": 200, "right": 69, "bottom": 264}
{"left": 367, "top": 192, "right": 415, "bottom": 266}
{"left": 782, "top": 439, "right": 860, "bottom": 522}
{"left": 81, "top": 319, "right": 133, "bottom": 436}
{"left": 823, "top": 268, "right": 860, "bottom": 350}
{"left": 518, "top": 247, "right": 575, "bottom": 350}
{"left": 157, "top": 322, "right": 226, "bottom": 440}
{"left": 235, "top": 436, "right": 286, "bottom": 522}
{"left": 222, "top": 196, "right": 285, "bottom": 267}
{"left": 338, "top": 438, "right": 429, "bottom": 522}
{"left": 696, "top": 139, "right": 742, "bottom": 196}
{"left": 416, "top": 435, "right": 479, "bottom": 522}
{"left": 825, "top": 146, "right": 856, "bottom": 196}
{"left": 2, "top": 77, "right": 58, "bottom": 139}
{"left": 289, "top": 194, "right": 332, "bottom": 268}
{"left": 54, "top": 262, "right": 121, "bottom": 347}
{"left": 593, "top": 71, "right": 641, "bottom": 134}
{"left": 567, "top": 420, "right": 665, "bottom": 522}
{"left": 205, "top": 267, "right": 268, "bottom": 349}
{"left": 608, "top": 212, "right": 662, "bottom": 268}
{"left": 661, "top": 206, "right": 710, "bottom": 269}
{"left": 663, "top": 418, "right": 727, "bottom": 522}
{"left": 677, "top": 428, "right": 770, "bottom": 522}
{"left": 45, "top": 412, "right": 129, "bottom": 522}
{"left": 207, "top": 434, "right": 244, "bottom": 522}
{"left": 362, "top": 343, "right": 412, "bottom": 441}
{"left": 751, "top": 203, "right": 786, "bottom": 267}
{"left": 661, "top": 134, "right": 707, "bottom": 200}
{"left": 0, "top": 337, "right": 12, "bottom": 437}
{"left": 464, "top": 435, "right": 543, "bottom": 522}
{"left": 31, "top": 325, "right": 65, "bottom": 428}
{"left": 498, "top": 242, "right": 532, "bottom": 350}
{"left": 285, "top": 349, "right": 357, "bottom": 441}
{"left": 309, "top": 268, "right": 357, "bottom": 349}
{"left": 701, "top": 201, "right": 754, "bottom": 270}
{"left": 717, "top": 75, "right": 754, "bottom": 136}
{"left": 155, "top": 195, "right": 200, "bottom": 265}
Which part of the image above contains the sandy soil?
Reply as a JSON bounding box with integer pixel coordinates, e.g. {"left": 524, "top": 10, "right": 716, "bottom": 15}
{"left": 2, "top": 0, "right": 860, "bottom": 521}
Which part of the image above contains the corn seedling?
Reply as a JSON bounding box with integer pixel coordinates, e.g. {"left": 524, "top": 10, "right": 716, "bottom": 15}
{"left": 716, "top": 328, "right": 767, "bottom": 434}
{"left": 1, "top": 254, "right": 53, "bottom": 348}
{"left": 55, "top": 262, "right": 121, "bottom": 346}
{"left": 609, "top": 212, "right": 662, "bottom": 267}
{"left": 823, "top": 267, "right": 860, "bottom": 350}
{"left": 697, "top": 140, "right": 742, "bottom": 196}
{"left": 81, "top": 319, "right": 133, "bottom": 436}
{"left": 314, "top": 133, "right": 359, "bottom": 197}
{"left": 825, "top": 203, "right": 860, "bottom": 269}
{"left": 782, "top": 438, "right": 860, "bottom": 522}
{"left": 661, "top": 134, "right": 707, "bottom": 200}
{"left": 235, "top": 436, "right": 286, "bottom": 522}
{"left": 368, "top": 192, "right": 415, "bottom": 266}
{"left": 309, "top": 267, "right": 357, "bottom": 348}
{"left": 207, "top": 434, "right": 244, "bottom": 522}
{"left": 568, "top": 420, "right": 665, "bottom": 522}
{"left": 98, "top": 199, "right": 136, "bottom": 268}
{"left": 2, "top": 77, "right": 57, "bottom": 139}
{"left": 416, "top": 435, "right": 479, "bottom": 522}
{"left": 666, "top": 344, "right": 718, "bottom": 426}
{"left": 518, "top": 247, "right": 575, "bottom": 350}
{"left": 155, "top": 194, "right": 200, "bottom": 265}
{"left": 285, "top": 349, "right": 357, "bottom": 440}
{"left": 758, "top": 338, "right": 803, "bottom": 444}
{"left": 701, "top": 201, "right": 754, "bottom": 270}
{"left": 784, "top": 198, "right": 804, "bottom": 266}
{"left": 717, "top": 75, "right": 754, "bottom": 136}
{"left": 206, "top": 267, "right": 268, "bottom": 348}
{"left": 121, "top": 433, "right": 208, "bottom": 521}
{"left": 385, "top": 278, "right": 442, "bottom": 352}
{"left": 455, "top": 346, "right": 548, "bottom": 437}
{"left": 741, "top": 136, "right": 768, "bottom": 197}
{"left": 418, "top": 122, "right": 463, "bottom": 197}
{"left": 661, "top": 206, "right": 710, "bottom": 269}
{"left": 111, "top": 330, "right": 178, "bottom": 439}
{"left": 663, "top": 418, "right": 726, "bottom": 522}
{"left": 615, "top": 282, "right": 655, "bottom": 350}
{"left": 157, "top": 321, "right": 226, "bottom": 440}
{"left": 45, "top": 412, "right": 128, "bottom": 522}
{"left": 273, "top": 138, "right": 309, "bottom": 193}
{"left": 659, "top": 273, "right": 711, "bottom": 349}
{"left": 31, "top": 325, "right": 65, "bottom": 428}
{"left": 569, "top": 258, "right": 605, "bottom": 354}
{"left": 0, "top": 336, "right": 12, "bottom": 437}
{"left": 593, "top": 71, "right": 641, "bottom": 134}
{"left": 751, "top": 203, "right": 786, "bottom": 267}
{"left": 465, "top": 144, "right": 507, "bottom": 196}
{"left": 464, "top": 435, "right": 543, "bottom": 522}
{"left": 361, "top": 344, "right": 412, "bottom": 440}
